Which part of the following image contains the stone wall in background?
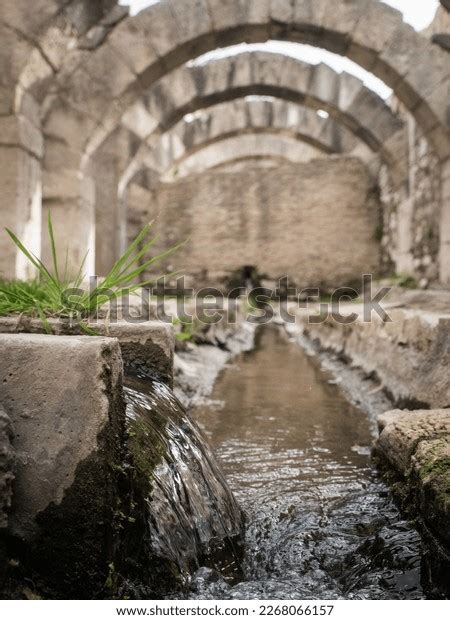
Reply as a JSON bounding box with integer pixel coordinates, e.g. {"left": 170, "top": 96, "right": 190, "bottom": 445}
{"left": 134, "top": 157, "right": 381, "bottom": 290}
{"left": 378, "top": 116, "right": 442, "bottom": 287}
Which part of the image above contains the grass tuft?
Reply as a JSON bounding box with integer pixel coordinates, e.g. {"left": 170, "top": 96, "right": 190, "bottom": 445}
{"left": 0, "top": 214, "right": 182, "bottom": 333}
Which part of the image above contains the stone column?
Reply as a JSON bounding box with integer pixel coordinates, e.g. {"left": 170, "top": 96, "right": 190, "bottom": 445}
{"left": 0, "top": 114, "right": 43, "bottom": 279}
{"left": 42, "top": 138, "right": 96, "bottom": 278}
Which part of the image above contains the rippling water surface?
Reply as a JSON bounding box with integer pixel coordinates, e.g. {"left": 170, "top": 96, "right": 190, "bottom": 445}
{"left": 187, "top": 327, "right": 428, "bottom": 600}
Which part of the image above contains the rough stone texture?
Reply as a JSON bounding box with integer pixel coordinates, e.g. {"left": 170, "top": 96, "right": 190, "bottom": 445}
{"left": 0, "top": 333, "right": 126, "bottom": 597}
{"left": 0, "top": 406, "right": 14, "bottom": 530}
{"left": 296, "top": 291, "right": 450, "bottom": 410}
{"left": 375, "top": 409, "right": 450, "bottom": 546}
{"left": 133, "top": 158, "right": 380, "bottom": 288}
{"left": 0, "top": 318, "right": 175, "bottom": 387}
{"left": 377, "top": 409, "right": 450, "bottom": 476}
{"left": 94, "top": 321, "right": 175, "bottom": 387}
{"left": 432, "top": 33, "right": 450, "bottom": 52}
{"left": 378, "top": 116, "right": 441, "bottom": 285}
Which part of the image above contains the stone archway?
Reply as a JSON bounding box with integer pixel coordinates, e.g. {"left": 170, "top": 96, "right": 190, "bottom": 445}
{"left": 2, "top": 0, "right": 450, "bottom": 280}
{"left": 43, "top": 50, "right": 404, "bottom": 273}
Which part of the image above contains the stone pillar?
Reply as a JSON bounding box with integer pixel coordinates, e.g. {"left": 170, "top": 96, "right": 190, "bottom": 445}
{"left": 42, "top": 138, "right": 96, "bottom": 277}
{"left": 92, "top": 145, "right": 122, "bottom": 276}
{"left": 0, "top": 114, "right": 43, "bottom": 280}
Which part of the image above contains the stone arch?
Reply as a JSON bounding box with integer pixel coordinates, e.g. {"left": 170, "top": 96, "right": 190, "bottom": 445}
{"left": 161, "top": 132, "right": 327, "bottom": 178}
{"left": 99, "top": 51, "right": 404, "bottom": 168}
{"left": 114, "top": 96, "right": 377, "bottom": 269}
{"left": 15, "top": 0, "right": 450, "bottom": 157}
{"left": 4, "top": 0, "right": 450, "bottom": 279}
{"left": 59, "top": 0, "right": 447, "bottom": 162}
{"left": 42, "top": 50, "right": 404, "bottom": 273}
{"left": 119, "top": 96, "right": 369, "bottom": 196}
{"left": 0, "top": 0, "right": 130, "bottom": 277}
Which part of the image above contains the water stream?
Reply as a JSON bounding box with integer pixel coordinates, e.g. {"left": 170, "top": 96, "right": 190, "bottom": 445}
{"left": 123, "top": 370, "right": 244, "bottom": 592}
{"left": 182, "top": 327, "right": 431, "bottom": 600}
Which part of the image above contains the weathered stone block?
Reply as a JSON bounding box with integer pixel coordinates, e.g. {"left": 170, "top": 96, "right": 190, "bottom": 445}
{"left": 207, "top": 0, "right": 270, "bottom": 30}
{"left": 432, "top": 33, "right": 450, "bottom": 53}
{"left": 269, "top": 0, "right": 293, "bottom": 24}
{"left": 0, "top": 319, "right": 175, "bottom": 387}
{"left": 0, "top": 115, "right": 43, "bottom": 159}
{"left": 43, "top": 99, "right": 98, "bottom": 153}
{"left": 307, "top": 63, "right": 339, "bottom": 107}
{"left": 337, "top": 72, "right": 364, "bottom": 111}
{"left": 0, "top": 145, "right": 42, "bottom": 280}
{"left": 292, "top": 0, "right": 328, "bottom": 30}
{"left": 97, "top": 322, "right": 174, "bottom": 386}
{"left": 411, "top": 438, "right": 450, "bottom": 545}
{"left": 0, "top": 0, "right": 60, "bottom": 36}
{"left": 376, "top": 409, "right": 450, "bottom": 476}
{"left": 376, "top": 25, "right": 434, "bottom": 92}
{"left": 0, "top": 333, "right": 125, "bottom": 596}
{"left": 191, "top": 56, "right": 233, "bottom": 97}
{"left": 167, "top": 0, "right": 214, "bottom": 44}
{"left": 121, "top": 101, "right": 159, "bottom": 140}
{"left": 132, "top": 1, "right": 181, "bottom": 58}
{"left": 107, "top": 13, "right": 161, "bottom": 75}
{"left": 159, "top": 67, "right": 198, "bottom": 126}
{"left": 249, "top": 52, "right": 287, "bottom": 87}
{"left": 320, "top": 0, "right": 367, "bottom": 37}
{"left": 375, "top": 409, "right": 450, "bottom": 548}
{"left": 76, "top": 41, "right": 137, "bottom": 101}
{"left": 351, "top": 1, "right": 402, "bottom": 58}
{"left": 279, "top": 56, "right": 312, "bottom": 96}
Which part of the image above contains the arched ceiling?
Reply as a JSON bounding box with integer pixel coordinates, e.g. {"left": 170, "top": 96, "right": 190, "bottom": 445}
{"left": 160, "top": 132, "right": 327, "bottom": 180}
{"left": 31, "top": 0, "right": 450, "bottom": 160}
{"left": 118, "top": 96, "right": 370, "bottom": 195}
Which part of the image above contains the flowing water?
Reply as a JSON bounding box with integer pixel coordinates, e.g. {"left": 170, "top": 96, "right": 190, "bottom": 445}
{"left": 183, "top": 327, "right": 432, "bottom": 600}
{"left": 123, "top": 370, "right": 244, "bottom": 591}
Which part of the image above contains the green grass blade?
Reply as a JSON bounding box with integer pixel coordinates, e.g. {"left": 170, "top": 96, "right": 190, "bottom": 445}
{"left": 36, "top": 303, "right": 53, "bottom": 334}
{"left": 47, "top": 212, "right": 60, "bottom": 282}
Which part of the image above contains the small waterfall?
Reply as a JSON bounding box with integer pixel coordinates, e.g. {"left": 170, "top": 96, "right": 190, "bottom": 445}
{"left": 123, "top": 369, "right": 244, "bottom": 588}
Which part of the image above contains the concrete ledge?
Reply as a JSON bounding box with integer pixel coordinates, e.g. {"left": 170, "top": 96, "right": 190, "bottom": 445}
{"left": 375, "top": 408, "right": 450, "bottom": 546}
{"left": 0, "top": 317, "right": 174, "bottom": 386}
{"left": 0, "top": 333, "right": 126, "bottom": 597}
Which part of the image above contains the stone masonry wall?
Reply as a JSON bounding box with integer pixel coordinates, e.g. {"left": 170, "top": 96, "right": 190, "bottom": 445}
{"left": 379, "top": 118, "right": 442, "bottom": 286}
{"left": 135, "top": 157, "right": 381, "bottom": 289}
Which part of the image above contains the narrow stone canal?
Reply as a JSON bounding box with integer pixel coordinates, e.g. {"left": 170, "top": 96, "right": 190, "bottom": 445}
{"left": 188, "top": 327, "right": 429, "bottom": 600}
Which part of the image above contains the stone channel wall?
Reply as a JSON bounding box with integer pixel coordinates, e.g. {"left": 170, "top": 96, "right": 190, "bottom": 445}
{"left": 290, "top": 292, "right": 450, "bottom": 555}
